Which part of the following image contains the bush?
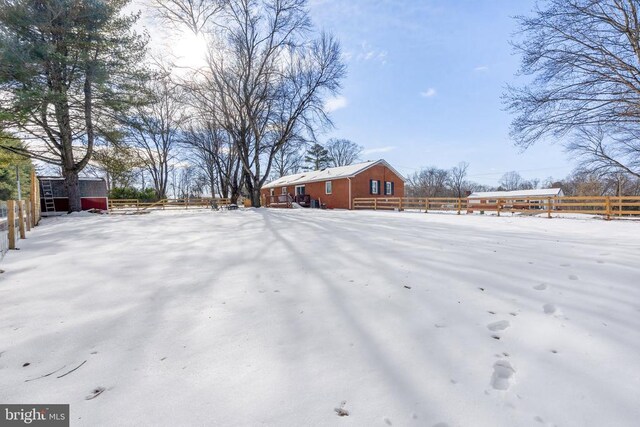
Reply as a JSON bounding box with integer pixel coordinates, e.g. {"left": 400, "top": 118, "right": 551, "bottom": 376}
{"left": 110, "top": 187, "right": 157, "bottom": 202}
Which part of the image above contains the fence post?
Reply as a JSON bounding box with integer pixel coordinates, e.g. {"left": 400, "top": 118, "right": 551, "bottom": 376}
{"left": 399, "top": 197, "right": 403, "bottom": 211}
{"left": 30, "top": 169, "right": 39, "bottom": 227}
{"left": 8, "top": 200, "right": 16, "bottom": 249}
{"left": 457, "top": 198, "right": 462, "bottom": 215}
{"left": 605, "top": 196, "right": 612, "bottom": 220}
{"left": 373, "top": 198, "right": 377, "bottom": 210}
{"left": 618, "top": 196, "right": 622, "bottom": 216}
{"left": 497, "top": 199, "right": 501, "bottom": 217}
{"left": 547, "top": 197, "right": 552, "bottom": 218}
{"left": 18, "top": 200, "right": 26, "bottom": 239}
{"left": 25, "top": 201, "right": 31, "bottom": 232}
{"left": 425, "top": 198, "right": 429, "bottom": 213}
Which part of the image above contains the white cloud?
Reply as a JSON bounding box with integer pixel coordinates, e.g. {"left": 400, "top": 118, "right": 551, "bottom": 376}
{"left": 355, "top": 41, "right": 388, "bottom": 64}
{"left": 324, "top": 95, "right": 348, "bottom": 113}
{"left": 420, "top": 88, "right": 437, "bottom": 98}
{"left": 363, "top": 146, "right": 396, "bottom": 155}
{"left": 474, "top": 65, "right": 489, "bottom": 72}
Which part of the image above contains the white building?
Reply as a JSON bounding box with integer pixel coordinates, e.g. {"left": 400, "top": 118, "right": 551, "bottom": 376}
{"left": 467, "top": 188, "right": 564, "bottom": 210}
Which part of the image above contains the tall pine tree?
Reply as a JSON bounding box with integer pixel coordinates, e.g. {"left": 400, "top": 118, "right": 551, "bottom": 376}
{"left": 0, "top": 0, "right": 148, "bottom": 211}
{"left": 304, "top": 143, "right": 332, "bottom": 171}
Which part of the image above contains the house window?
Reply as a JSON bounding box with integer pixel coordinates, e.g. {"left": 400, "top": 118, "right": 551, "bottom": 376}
{"left": 295, "top": 185, "right": 305, "bottom": 196}
{"left": 385, "top": 181, "right": 393, "bottom": 195}
{"left": 270, "top": 189, "right": 275, "bottom": 196}
{"left": 281, "top": 187, "right": 287, "bottom": 195}
{"left": 325, "top": 181, "right": 332, "bottom": 194}
{"left": 371, "top": 180, "right": 379, "bottom": 195}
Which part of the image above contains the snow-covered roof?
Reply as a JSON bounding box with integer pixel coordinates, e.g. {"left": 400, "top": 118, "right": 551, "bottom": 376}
{"left": 38, "top": 176, "right": 106, "bottom": 182}
{"left": 468, "top": 188, "right": 563, "bottom": 199}
{"left": 262, "top": 160, "right": 405, "bottom": 189}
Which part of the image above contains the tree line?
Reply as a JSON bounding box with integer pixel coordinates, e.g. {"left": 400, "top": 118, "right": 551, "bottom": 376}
{"left": 406, "top": 163, "right": 640, "bottom": 198}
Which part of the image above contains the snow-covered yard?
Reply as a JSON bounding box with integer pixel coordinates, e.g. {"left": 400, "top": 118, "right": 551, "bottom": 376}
{"left": 1, "top": 209, "right": 639, "bottom": 426}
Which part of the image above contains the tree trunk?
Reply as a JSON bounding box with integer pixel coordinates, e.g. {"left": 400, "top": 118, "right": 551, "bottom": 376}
{"left": 250, "top": 187, "right": 261, "bottom": 207}
{"left": 63, "top": 168, "right": 81, "bottom": 212}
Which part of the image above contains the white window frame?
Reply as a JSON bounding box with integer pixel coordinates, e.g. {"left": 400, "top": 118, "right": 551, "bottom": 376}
{"left": 325, "top": 181, "right": 332, "bottom": 194}
{"left": 371, "top": 180, "right": 379, "bottom": 195}
{"left": 281, "top": 187, "right": 287, "bottom": 195}
{"left": 295, "top": 185, "right": 305, "bottom": 196}
{"left": 270, "top": 188, "right": 275, "bottom": 196}
{"left": 385, "top": 181, "right": 392, "bottom": 195}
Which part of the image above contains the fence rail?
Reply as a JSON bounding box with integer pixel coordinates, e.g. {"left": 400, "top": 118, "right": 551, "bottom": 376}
{"left": 108, "top": 197, "right": 232, "bottom": 212}
{"left": 352, "top": 196, "right": 640, "bottom": 219}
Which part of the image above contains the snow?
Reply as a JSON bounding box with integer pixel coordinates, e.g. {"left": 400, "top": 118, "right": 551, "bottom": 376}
{"left": 262, "top": 159, "right": 405, "bottom": 188}
{"left": 1, "top": 209, "right": 639, "bottom": 426}
{"left": 468, "top": 188, "right": 563, "bottom": 199}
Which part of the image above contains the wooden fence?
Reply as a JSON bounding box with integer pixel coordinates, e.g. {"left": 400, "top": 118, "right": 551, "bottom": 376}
{"left": 0, "top": 198, "right": 40, "bottom": 257}
{"left": 352, "top": 196, "right": 640, "bottom": 219}
{"left": 1, "top": 171, "right": 41, "bottom": 258}
{"left": 108, "top": 197, "right": 232, "bottom": 212}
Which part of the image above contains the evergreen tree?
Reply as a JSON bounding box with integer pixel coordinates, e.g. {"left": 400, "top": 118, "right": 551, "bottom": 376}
{"left": 304, "top": 143, "right": 332, "bottom": 171}
{"left": 0, "top": 132, "right": 32, "bottom": 200}
{"left": 0, "top": 0, "right": 148, "bottom": 211}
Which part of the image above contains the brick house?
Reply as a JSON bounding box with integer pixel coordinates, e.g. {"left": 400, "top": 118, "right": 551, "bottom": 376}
{"left": 261, "top": 159, "right": 405, "bottom": 209}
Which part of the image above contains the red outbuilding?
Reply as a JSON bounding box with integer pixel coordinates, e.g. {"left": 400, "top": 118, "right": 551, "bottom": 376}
{"left": 39, "top": 176, "right": 109, "bottom": 214}
{"left": 261, "top": 159, "right": 405, "bottom": 209}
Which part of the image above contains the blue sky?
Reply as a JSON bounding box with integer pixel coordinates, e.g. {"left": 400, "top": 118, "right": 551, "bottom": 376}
{"left": 308, "top": 0, "right": 574, "bottom": 186}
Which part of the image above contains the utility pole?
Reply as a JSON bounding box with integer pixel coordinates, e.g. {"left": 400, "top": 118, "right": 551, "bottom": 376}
{"left": 15, "top": 165, "right": 22, "bottom": 200}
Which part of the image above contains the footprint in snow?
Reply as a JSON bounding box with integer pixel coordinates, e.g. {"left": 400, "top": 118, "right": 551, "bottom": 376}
{"left": 85, "top": 387, "right": 106, "bottom": 400}
{"left": 533, "top": 283, "right": 548, "bottom": 290}
{"left": 434, "top": 323, "right": 447, "bottom": 328}
{"left": 568, "top": 275, "right": 579, "bottom": 281}
{"left": 487, "top": 320, "right": 510, "bottom": 331}
{"left": 334, "top": 401, "right": 349, "bottom": 417}
{"left": 491, "top": 360, "right": 516, "bottom": 390}
{"left": 543, "top": 303, "right": 557, "bottom": 314}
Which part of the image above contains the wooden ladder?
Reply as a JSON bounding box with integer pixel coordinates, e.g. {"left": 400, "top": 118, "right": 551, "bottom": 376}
{"left": 41, "top": 180, "right": 56, "bottom": 212}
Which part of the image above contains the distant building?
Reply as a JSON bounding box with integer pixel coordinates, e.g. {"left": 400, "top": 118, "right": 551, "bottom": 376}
{"left": 261, "top": 159, "right": 405, "bottom": 209}
{"left": 39, "top": 176, "right": 108, "bottom": 214}
{"left": 467, "top": 188, "right": 564, "bottom": 211}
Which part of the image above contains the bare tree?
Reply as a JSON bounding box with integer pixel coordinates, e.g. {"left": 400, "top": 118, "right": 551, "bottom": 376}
{"left": 567, "top": 127, "right": 640, "bottom": 178}
{"left": 181, "top": 120, "right": 242, "bottom": 201}
{"left": 448, "top": 161, "right": 469, "bottom": 198}
{"left": 124, "top": 67, "right": 188, "bottom": 199}
{"left": 272, "top": 141, "right": 304, "bottom": 178}
{"left": 191, "top": 0, "right": 345, "bottom": 206}
{"left": 326, "top": 138, "right": 363, "bottom": 167}
{"left": 498, "top": 171, "right": 525, "bottom": 191}
{"left": 149, "top": 0, "right": 227, "bottom": 34}
{"left": 407, "top": 167, "right": 450, "bottom": 197}
{"left": 505, "top": 0, "right": 640, "bottom": 177}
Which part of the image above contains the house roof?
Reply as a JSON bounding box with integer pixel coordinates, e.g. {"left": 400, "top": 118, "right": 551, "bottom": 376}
{"left": 38, "top": 176, "right": 106, "bottom": 182}
{"left": 262, "top": 159, "right": 405, "bottom": 189}
{"left": 468, "top": 188, "right": 563, "bottom": 199}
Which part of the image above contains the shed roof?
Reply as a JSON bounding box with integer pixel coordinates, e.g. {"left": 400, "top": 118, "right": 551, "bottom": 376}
{"left": 468, "top": 188, "right": 563, "bottom": 199}
{"left": 262, "top": 159, "right": 405, "bottom": 189}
